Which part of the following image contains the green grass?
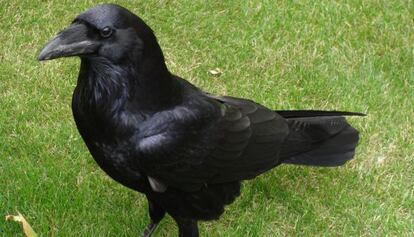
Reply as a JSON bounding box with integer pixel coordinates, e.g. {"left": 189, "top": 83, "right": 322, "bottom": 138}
{"left": 1, "top": 0, "right": 413, "bottom": 236}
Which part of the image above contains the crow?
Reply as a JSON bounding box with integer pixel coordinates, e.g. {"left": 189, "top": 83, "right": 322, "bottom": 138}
{"left": 38, "top": 4, "right": 364, "bottom": 237}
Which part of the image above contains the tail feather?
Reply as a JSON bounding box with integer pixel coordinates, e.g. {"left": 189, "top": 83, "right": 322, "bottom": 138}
{"left": 282, "top": 125, "right": 359, "bottom": 166}
{"left": 276, "top": 110, "right": 366, "bottom": 118}
{"left": 278, "top": 110, "right": 362, "bottom": 167}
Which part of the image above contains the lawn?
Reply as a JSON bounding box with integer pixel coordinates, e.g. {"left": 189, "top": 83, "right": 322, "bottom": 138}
{"left": 1, "top": 0, "right": 413, "bottom": 236}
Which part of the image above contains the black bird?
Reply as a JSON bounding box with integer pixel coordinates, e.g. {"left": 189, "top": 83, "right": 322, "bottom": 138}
{"left": 38, "top": 4, "right": 364, "bottom": 237}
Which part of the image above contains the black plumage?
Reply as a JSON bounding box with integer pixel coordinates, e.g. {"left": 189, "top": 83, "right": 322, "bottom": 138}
{"left": 38, "top": 4, "right": 364, "bottom": 237}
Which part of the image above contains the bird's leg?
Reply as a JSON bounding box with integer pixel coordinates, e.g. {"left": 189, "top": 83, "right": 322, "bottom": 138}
{"left": 142, "top": 199, "right": 165, "bottom": 237}
{"left": 173, "top": 217, "right": 199, "bottom": 237}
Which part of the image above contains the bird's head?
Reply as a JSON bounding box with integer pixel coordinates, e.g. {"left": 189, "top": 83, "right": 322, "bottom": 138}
{"left": 38, "top": 4, "right": 164, "bottom": 66}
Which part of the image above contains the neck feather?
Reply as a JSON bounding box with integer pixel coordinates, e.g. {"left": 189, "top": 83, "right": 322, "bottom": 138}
{"left": 75, "top": 57, "right": 180, "bottom": 118}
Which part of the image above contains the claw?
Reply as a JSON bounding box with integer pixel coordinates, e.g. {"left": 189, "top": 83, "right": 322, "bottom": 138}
{"left": 142, "top": 221, "right": 158, "bottom": 237}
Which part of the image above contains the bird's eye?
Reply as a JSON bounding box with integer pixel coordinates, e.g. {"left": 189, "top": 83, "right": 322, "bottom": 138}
{"left": 100, "top": 27, "right": 113, "bottom": 38}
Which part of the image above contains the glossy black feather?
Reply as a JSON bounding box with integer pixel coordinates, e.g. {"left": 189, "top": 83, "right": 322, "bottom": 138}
{"left": 276, "top": 110, "right": 366, "bottom": 118}
{"left": 39, "top": 4, "right": 363, "bottom": 236}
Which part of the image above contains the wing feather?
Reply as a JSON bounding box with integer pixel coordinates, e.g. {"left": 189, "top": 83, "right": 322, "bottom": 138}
{"left": 135, "top": 94, "right": 289, "bottom": 191}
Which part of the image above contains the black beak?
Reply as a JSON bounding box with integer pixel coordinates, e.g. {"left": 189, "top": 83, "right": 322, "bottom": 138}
{"left": 38, "top": 23, "right": 99, "bottom": 61}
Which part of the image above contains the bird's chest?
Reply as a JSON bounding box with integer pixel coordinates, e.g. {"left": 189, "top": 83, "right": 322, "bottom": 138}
{"left": 86, "top": 135, "right": 147, "bottom": 191}
{"left": 99, "top": 142, "right": 140, "bottom": 177}
{"left": 72, "top": 107, "right": 148, "bottom": 191}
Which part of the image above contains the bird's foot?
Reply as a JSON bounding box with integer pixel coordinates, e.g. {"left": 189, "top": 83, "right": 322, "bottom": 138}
{"left": 142, "top": 221, "right": 158, "bottom": 237}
